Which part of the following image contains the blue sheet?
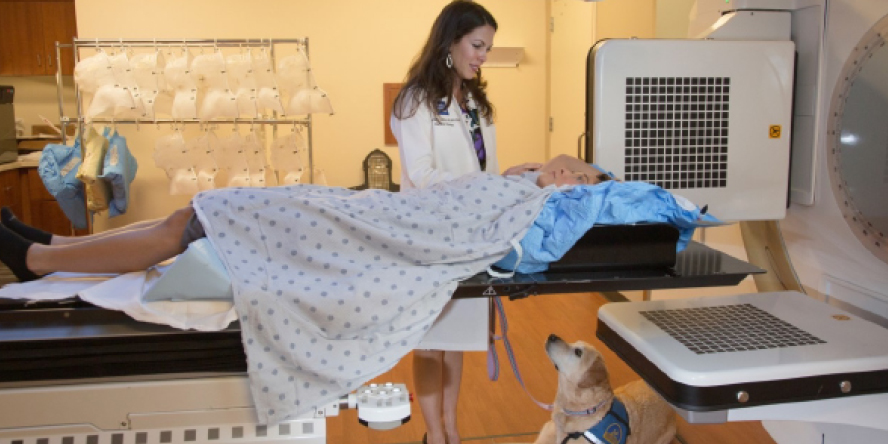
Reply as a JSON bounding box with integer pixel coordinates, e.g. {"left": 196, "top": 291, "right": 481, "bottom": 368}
{"left": 494, "top": 181, "right": 720, "bottom": 273}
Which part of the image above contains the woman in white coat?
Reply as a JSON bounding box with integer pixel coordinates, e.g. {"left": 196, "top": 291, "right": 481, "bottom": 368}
{"left": 390, "top": 2, "right": 539, "bottom": 444}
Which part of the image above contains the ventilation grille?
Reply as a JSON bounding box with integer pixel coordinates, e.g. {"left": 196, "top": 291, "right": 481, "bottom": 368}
{"left": 0, "top": 421, "right": 320, "bottom": 444}
{"left": 641, "top": 303, "right": 826, "bottom": 355}
{"left": 624, "top": 77, "right": 730, "bottom": 190}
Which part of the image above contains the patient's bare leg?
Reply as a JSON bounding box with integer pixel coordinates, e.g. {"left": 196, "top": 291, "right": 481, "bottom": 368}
{"left": 1, "top": 206, "right": 164, "bottom": 246}
{"left": 48, "top": 218, "right": 166, "bottom": 246}
{"left": 25, "top": 207, "right": 194, "bottom": 275}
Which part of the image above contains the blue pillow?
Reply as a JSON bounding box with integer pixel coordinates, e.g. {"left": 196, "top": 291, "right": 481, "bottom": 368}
{"left": 494, "top": 181, "right": 721, "bottom": 274}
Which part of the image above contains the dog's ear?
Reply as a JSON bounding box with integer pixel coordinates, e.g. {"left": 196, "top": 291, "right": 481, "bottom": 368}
{"left": 577, "top": 354, "right": 610, "bottom": 389}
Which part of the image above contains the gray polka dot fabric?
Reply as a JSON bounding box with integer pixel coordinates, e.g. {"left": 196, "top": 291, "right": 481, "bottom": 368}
{"left": 191, "top": 172, "right": 553, "bottom": 424}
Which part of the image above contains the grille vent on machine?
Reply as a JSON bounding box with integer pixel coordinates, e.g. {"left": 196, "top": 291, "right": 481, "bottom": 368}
{"left": 624, "top": 77, "right": 730, "bottom": 190}
{"left": 640, "top": 304, "right": 827, "bottom": 355}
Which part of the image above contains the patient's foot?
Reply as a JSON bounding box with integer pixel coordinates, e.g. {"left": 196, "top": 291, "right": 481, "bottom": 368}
{"left": 0, "top": 224, "right": 42, "bottom": 282}
{"left": 1, "top": 206, "right": 53, "bottom": 245}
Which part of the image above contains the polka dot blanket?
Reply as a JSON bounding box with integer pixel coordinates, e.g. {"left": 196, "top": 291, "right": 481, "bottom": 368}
{"left": 191, "top": 172, "right": 554, "bottom": 424}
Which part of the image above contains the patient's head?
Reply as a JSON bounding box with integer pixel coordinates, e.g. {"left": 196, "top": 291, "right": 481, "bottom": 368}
{"left": 537, "top": 168, "right": 612, "bottom": 188}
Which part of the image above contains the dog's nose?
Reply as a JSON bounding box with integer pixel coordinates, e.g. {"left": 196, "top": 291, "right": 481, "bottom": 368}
{"left": 547, "top": 334, "right": 560, "bottom": 343}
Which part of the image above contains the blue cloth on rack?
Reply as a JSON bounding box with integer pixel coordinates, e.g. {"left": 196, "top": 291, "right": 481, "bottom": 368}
{"left": 494, "top": 180, "right": 720, "bottom": 274}
{"left": 99, "top": 128, "right": 138, "bottom": 217}
{"left": 38, "top": 141, "right": 88, "bottom": 229}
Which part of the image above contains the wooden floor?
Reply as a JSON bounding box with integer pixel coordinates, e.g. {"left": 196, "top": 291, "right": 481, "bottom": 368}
{"left": 325, "top": 292, "right": 778, "bottom": 444}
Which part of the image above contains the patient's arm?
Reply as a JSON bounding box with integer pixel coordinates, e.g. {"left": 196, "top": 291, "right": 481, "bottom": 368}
{"left": 502, "top": 162, "right": 543, "bottom": 176}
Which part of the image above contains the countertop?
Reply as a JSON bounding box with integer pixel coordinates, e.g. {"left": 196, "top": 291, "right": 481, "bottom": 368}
{"left": 0, "top": 152, "right": 43, "bottom": 173}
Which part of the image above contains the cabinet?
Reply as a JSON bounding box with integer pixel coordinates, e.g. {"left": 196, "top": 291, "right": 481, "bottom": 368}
{"left": 0, "top": 168, "right": 23, "bottom": 220}
{"left": 0, "top": 167, "right": 86, "bottom": 236}
{"left": 0, "top": 0, "right": 77, "bottom": 76}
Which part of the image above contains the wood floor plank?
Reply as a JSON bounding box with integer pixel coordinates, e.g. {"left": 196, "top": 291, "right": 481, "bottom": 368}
{"left": 326, "top": 292, "right": 777, "bottom": 444}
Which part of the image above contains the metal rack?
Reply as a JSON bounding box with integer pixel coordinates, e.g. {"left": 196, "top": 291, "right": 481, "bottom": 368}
{"left": 53, "top": 37, "right": 314, "bottom": 182}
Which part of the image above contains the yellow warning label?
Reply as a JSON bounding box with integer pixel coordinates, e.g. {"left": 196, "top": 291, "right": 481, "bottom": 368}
{"left": 769, "top": 125, "right": 782, "bottom": 139}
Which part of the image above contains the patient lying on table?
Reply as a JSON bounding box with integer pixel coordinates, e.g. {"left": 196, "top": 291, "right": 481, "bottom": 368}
{"left": 0, "top": 155, "right": 713, "bottom": 425}
{"left": 0, "top": 154, "right": 605, "bottom": 282}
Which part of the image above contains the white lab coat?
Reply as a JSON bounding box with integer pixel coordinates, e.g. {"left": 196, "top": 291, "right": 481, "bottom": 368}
{"left": 391, "top": 88, "right": 499, "bottom": 189}
{"left": 390, "top": 88, "right": 495, "bottom": 351}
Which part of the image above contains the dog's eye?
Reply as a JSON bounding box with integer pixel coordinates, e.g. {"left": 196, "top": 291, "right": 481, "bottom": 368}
{"left": 574, "top": 348, "right": 583, "bottom": 357}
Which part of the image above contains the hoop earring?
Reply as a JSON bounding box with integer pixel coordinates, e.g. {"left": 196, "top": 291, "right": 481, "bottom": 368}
{"left": 446, "top": 53, "right": 453, "bottom": 69}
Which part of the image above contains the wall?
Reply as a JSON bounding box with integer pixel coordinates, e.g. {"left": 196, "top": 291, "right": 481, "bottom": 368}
{"left": 655, "top": 0, "right": 696, "bottom": 38}
{"left": 547, "top": 0, "right": 658, "bottom": 173}
{"left": 73, "top": 0, "right": 548, "bottom": 230}
{"left": 0, "top": 76, "right": 76, "bottom": 136}
{"left": 596, "top": 0, "right": 656, "bottom": 39}
{"left": 547, "top": 0, "right": 594, "bottom": 162}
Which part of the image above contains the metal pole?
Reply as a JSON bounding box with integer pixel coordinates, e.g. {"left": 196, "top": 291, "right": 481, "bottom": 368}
{"left": 71, "top": 38, "right": 305, "bottom": 47}
{"left": 305, "top": 38, "right": 314, "bottom": 184}
{"left": 55, "top": 42, "right": 66, "bottom": 143}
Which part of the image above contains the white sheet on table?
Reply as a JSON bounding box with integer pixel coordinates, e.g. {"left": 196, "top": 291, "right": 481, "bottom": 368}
{"left": 0, "top": 267, "right": 236, "bottom": 331}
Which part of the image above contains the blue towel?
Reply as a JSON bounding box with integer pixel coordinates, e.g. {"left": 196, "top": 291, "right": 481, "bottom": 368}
{"left": 494, "top": 181, "right": 720, "bottom": 273}
{"left": 38, "top": 141, "right": 88, "bottom": 229}
{"left": 99, "top": 128, "right": 138, "bottom": 217}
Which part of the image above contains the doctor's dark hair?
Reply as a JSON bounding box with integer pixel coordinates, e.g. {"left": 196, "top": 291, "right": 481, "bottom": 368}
{"left": 393, "top": 0, "right": 497, "bottom": 122}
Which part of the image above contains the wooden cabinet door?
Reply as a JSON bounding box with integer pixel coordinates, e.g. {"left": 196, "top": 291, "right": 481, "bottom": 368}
{"left": 30, "top": 198, "right": 77, "bottom": 235}
{"left": 25, "top": 167, "right": 81, "bottom": 236}
{"left": 0, "top": 169, "right": 24, "bottom": 217}
{"left": 0, "top": 2, "right": 45, "bottom": 75}
{"left": 40, "top": 0, "right": 78, "bottom": 76}
{"left": 0, "top": 1, "right": 77, "bottom": 76}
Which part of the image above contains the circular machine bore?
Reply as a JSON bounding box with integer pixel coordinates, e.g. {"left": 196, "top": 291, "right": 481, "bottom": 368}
{"left": 827, "top": 14, "right": 888, "bottom": 264}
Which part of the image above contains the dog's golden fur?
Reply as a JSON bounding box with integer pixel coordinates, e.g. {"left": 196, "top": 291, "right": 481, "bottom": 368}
{"left": 533, "top": 335, "right": 676, "bottom": 444}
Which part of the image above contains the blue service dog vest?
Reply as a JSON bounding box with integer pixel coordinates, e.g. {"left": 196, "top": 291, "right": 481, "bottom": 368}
{"left": 559, "top": 399, "right": 631, "bottom": 444}
{"left": 583, "top": 399, "right": 629, "bottom": 444}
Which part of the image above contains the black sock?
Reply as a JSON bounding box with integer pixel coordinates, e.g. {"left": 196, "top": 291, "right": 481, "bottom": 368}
{"left": 0, "top": 224, "right": 42, "bottom": 282}
{"left": 1, "top": 206, "right": 53, "bottom": 245}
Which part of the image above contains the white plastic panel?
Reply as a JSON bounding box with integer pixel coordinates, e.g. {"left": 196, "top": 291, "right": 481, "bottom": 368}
{"left": 597, "top": 291, "right": 888, "bottom": 387}
{"left": 590, "top": 39, "right": 795, "bottom": 221}
{"left": 690, "top": 3, "right": 824, "bottom": 206}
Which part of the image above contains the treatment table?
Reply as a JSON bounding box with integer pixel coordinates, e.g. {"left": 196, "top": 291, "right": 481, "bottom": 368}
{"left": 0, "top": 225, "right": 763, "bottom": 444}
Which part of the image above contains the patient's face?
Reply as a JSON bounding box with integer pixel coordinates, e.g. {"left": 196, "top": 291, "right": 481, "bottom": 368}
{"left": 537, "top": 168, "right": 599, "bottom": 188}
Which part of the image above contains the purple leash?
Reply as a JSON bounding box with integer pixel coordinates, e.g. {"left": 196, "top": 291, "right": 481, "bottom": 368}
{"left": 488, "top": 296, "right": 554, "bottom": 411}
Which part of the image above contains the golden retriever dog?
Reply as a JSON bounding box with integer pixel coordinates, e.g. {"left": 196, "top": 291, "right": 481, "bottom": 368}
{"left": 533, "top": 335, "right": 676, "bottom": 444}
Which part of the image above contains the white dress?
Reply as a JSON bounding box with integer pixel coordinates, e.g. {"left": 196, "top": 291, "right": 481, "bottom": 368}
{"left": 390, "top": 89, "right": 497, "bottom": 351}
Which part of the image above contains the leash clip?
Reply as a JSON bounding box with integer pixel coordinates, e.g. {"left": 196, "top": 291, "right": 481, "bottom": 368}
{"left": 507, "top": 284, "right": 537, "bottom": 300}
